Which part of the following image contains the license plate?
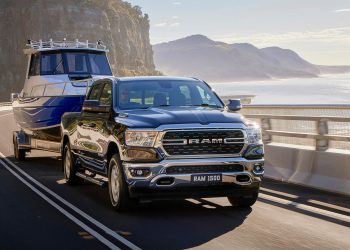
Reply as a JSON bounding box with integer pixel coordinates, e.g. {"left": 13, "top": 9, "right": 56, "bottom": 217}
{"left": 191, "top": 174, "right": 222, "bottom": 183}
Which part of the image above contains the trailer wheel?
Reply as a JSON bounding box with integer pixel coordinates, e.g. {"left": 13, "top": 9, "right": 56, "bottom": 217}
{"left": 63, "top": 143, "right": 81, "bottom": 185}
{"left": 14, "top": 137, "right": 25, "bottom": 161}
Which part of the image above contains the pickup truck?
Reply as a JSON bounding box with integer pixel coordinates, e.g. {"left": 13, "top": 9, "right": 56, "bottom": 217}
{"left": 61, "top": 76, "right": 264, "bottom": 211}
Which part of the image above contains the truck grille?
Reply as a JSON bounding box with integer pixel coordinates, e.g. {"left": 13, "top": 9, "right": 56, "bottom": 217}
{"left": 162, "top": 130, "right": 245, "bottom": 156}
{"left": 166, "top": 164, "right": 244, "bottom": 174}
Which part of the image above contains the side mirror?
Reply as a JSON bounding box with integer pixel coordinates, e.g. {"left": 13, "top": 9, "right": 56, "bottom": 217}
{"left": 227, "top": 99, "right": 242, "bottom": 111}
{"left": 11, "top": 93, "right": 19, "bottom": 102}
{"left": 82, "top": 100, "right": 111, "bottom": 113}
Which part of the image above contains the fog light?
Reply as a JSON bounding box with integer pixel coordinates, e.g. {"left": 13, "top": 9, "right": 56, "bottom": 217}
{"left": 253, "top": 163, "right": 264, "bottom": 175}
{"left": 129, "top": 168, "right": 151, "bottom": 177}
{"left": 244, "top": 145, "right": 264, "bottom": 160}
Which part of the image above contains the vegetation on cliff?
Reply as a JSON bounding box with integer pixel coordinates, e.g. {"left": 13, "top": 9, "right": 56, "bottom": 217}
{"left": 0, "top": 0, "right": 159, "bottom": 101}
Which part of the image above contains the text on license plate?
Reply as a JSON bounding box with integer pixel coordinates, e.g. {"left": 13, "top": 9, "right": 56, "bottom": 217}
{"left": 191, "top": 174, "right": 222, "bottom": 183}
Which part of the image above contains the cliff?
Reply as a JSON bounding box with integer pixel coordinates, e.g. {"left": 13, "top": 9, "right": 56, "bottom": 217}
{"left": 153, "top": 35, "right": 349, "bottom": 82}
{"left": 0, "top": 0, "right": 158, "bottom": 101}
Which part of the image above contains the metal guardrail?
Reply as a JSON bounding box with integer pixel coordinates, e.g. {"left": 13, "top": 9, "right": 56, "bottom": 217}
{"left": 0, "top": 102, "right": 12, "bottom": 106}
{"left": 244, "top": 114, "right": 350, "bottom": 151}
{"left": 236, "top": 103, "right": 350, "bottom": 151}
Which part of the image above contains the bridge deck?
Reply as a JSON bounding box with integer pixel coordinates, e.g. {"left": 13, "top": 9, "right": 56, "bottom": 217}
{"left": 0, "top": 108, "right": 349, "bottom": 249}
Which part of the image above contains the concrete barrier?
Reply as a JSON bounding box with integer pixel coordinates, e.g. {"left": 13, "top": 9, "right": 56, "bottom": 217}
{"left": 264, "top": 143, "right": 350, "bottom": 195}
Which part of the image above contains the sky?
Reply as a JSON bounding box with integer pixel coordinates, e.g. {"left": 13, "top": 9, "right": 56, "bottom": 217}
{"left": 127, "top": 0, "right": 350, "bottom": 65}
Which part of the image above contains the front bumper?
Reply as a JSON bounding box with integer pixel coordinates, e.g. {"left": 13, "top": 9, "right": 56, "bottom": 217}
{"left": 122, "top": 157, "right": 264, "bottom": 198}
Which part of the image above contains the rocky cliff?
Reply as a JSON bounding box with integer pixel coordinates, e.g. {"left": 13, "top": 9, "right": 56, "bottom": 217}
{"left": 0, "top": 0, "right": 157, "bottom": 101}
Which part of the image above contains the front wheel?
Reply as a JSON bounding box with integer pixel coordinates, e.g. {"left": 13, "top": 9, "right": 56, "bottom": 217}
{"left": 227, "top": 191, "right": 259, "bottom": 207}
{"left": 108, "top": 154, "right": 136, "bottom": 212}
{"left": 63, "top": 144, "right": 81, "bottom": 185}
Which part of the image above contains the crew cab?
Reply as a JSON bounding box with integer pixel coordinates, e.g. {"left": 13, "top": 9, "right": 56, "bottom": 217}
{"left": 61, "top": 76, "right": 264, "bottom": 211}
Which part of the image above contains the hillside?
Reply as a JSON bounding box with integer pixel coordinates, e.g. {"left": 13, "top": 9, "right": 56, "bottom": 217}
{"left": 0, "top": 0, "right": 158, "bottom": 101}
{"left": 153, "top": 34, "right": 350, "bottom": 82}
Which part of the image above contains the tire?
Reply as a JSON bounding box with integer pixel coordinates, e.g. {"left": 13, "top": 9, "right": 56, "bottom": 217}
{"left": 108, "top": 154, "right": 136, "bottom": 212}
{"left": 63, "top": 143, "right": 81, "bottom": 185}
{"left": 228, "top": 191, "right": 259, "bottom": 207}
{"left": 14, "top": 137, "right": 25, "bottom": 161}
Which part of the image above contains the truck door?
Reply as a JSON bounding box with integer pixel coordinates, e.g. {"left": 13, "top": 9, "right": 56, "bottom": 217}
{"left": 76, "top": 82, "right": 104, "bottom": 172}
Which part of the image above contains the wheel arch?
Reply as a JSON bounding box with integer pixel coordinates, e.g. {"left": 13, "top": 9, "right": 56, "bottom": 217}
{"left": 61, "top": 133, "right": 70, "bottom": 155}
{"left": 106, "top": 141, "right": 120, "bottom": 164}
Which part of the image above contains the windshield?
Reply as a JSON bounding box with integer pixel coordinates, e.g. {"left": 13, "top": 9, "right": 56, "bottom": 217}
{"left": 40, "top": 50, "right": 112, "bottom": 76}
{"left": 116, "top": 80, "right": 223, "bottom": 110}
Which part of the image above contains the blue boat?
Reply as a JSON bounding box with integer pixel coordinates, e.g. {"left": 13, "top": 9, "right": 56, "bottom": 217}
{"left": 12, "top": 39, "right": 113, "bottom": 141}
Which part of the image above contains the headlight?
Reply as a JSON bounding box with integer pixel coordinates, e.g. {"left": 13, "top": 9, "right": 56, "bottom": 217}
{"left": 246, "top": 124, "right": 262, "bottom": 144}
{"left": 125, "top": 130, "right": 158, "bottom": 147}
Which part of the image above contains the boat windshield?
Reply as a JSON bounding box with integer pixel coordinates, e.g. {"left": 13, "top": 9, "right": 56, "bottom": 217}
{"left": 40, "top": 50, "right": 112, "bottom": 76}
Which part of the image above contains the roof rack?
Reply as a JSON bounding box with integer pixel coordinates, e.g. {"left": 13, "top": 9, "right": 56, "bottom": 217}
{"left": 26, "top": 39, "right": 107, "bottom": 50}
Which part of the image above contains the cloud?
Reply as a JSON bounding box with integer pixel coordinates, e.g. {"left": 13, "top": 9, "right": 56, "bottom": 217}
{"left": 153, "top": 22, "right": 180, "bottom": 28}
{"left": 334, "top": 9, "right": 350, "bottom": 12}
{"left": 169, "top": 22, "right": 180, "bottom": 27}
{"left": 172, "top": 15, "right": 179, "bottom": 19}
{"left": 172, "top": 2, "right": 182, "bottom": 5}
{"left": 214, "top": 27, "right": 350, "bottom": 47}
{"left": 154, "top": 22, "right": 167, "bottom": 27}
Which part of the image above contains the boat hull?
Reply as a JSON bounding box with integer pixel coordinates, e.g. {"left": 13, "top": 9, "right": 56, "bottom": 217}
{"left": 12, "top": 96, "right": 85, "bottom": 141}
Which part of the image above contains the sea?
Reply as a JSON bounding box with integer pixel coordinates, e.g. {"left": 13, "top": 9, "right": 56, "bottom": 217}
{"left": 209, "top": 74, "right": 350, "bottom": 105}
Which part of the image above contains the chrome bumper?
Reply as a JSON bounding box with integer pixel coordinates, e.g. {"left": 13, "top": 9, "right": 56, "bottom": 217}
{"left": 122, "top": 157, "right": 264, "bottom": 189}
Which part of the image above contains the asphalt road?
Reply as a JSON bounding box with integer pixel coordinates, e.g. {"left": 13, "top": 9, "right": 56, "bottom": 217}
{"left": 0, "top": 108, "right": 349, "bottom": 250}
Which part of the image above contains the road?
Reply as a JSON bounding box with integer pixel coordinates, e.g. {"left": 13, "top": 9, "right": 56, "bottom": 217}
{"left": 0, "top": 107, "right": 349, "bottom": 250}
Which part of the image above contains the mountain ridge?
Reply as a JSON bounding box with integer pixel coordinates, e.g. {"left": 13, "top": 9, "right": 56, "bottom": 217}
{"left": 153, "top": 34, "right": 350, "bottom": 82}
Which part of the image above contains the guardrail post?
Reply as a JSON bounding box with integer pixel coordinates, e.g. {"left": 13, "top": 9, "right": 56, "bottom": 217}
{"left": 316, "top": 119, "right": 328, "bottom": 151}
{"left": 261, "top": 118, "right": 272, "bottom": 143}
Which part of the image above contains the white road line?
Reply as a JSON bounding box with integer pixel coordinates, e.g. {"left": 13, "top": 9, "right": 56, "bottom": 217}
{"left": 0, "top": 158, "right": 121, "bottom": 250}
{"left": 259, "top": 193, "right": 350, "bottom": 223}
{"left": 0, "top": 152, "right": 141, "bottom": 250}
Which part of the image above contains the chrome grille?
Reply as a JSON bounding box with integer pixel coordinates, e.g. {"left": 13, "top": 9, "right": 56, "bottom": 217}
{"left": 166, "top": 164, "right": 244, "bottom": 174}
{"left": 162, "top": 130, "right": 245, "bottom": 156}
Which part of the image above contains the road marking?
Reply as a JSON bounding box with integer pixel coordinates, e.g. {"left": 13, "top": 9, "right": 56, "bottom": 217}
{"left": 0, "top": 152, "right": 142, "bottom": 250}
{"left": 0, "top": 158, "right": 121, "bottom": 250}
{"left": 259, "top": 193, "right": 350, "bottom": 223}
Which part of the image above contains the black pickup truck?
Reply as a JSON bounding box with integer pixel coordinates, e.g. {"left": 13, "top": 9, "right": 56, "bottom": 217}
{"left": 61, "top": 76, "right": 264, "bottom": 211}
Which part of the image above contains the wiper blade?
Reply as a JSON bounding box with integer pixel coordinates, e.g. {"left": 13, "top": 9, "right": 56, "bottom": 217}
{"left": 155, "top": 104, "right": 170, "bottom": 107}
{"left": 192, "top": 104, "right": 222, "bottom": 108}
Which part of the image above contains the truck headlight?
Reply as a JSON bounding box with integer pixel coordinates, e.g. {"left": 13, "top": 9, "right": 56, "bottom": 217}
{"left": 246, "top": 124, "right": 262, "bottom": 144}
{"left": 125, "top": 130, "right": 158, "bottom": 147}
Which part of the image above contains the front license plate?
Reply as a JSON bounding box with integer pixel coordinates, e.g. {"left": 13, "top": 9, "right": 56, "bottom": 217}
{"left": 191, "top": 174, "right": 222, "bottom": 183}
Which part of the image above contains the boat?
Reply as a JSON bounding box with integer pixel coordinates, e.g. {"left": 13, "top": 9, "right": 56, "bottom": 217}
{"left": 12, "top": 39, "right": 113, "bottom": 142}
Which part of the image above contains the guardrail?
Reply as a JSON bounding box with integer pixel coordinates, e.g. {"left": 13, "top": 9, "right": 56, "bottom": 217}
{"left": 0, "top": 102, "right": 12, "bottom": 107}
{"left": 244, "top": 114, "right": 350, "bottom": 151}
{"left": 237, "top": 103, "right": 350, "bottom": 151}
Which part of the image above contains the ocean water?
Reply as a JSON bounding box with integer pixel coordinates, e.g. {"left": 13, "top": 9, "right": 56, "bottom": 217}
{"left": 209, "top": 74, "right": 350, "bottom": 105}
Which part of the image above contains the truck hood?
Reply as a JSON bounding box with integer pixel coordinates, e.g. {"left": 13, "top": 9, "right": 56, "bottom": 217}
{"left": 114, "top": 107, "right": 246, "bottom": 128}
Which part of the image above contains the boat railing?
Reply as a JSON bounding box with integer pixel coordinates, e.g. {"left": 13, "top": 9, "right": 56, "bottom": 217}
{"left": 28, "top": 78, "right": 95, "bottom": 97}
{"left": 26, "top": 39, "right": 107, "bottom": 50}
